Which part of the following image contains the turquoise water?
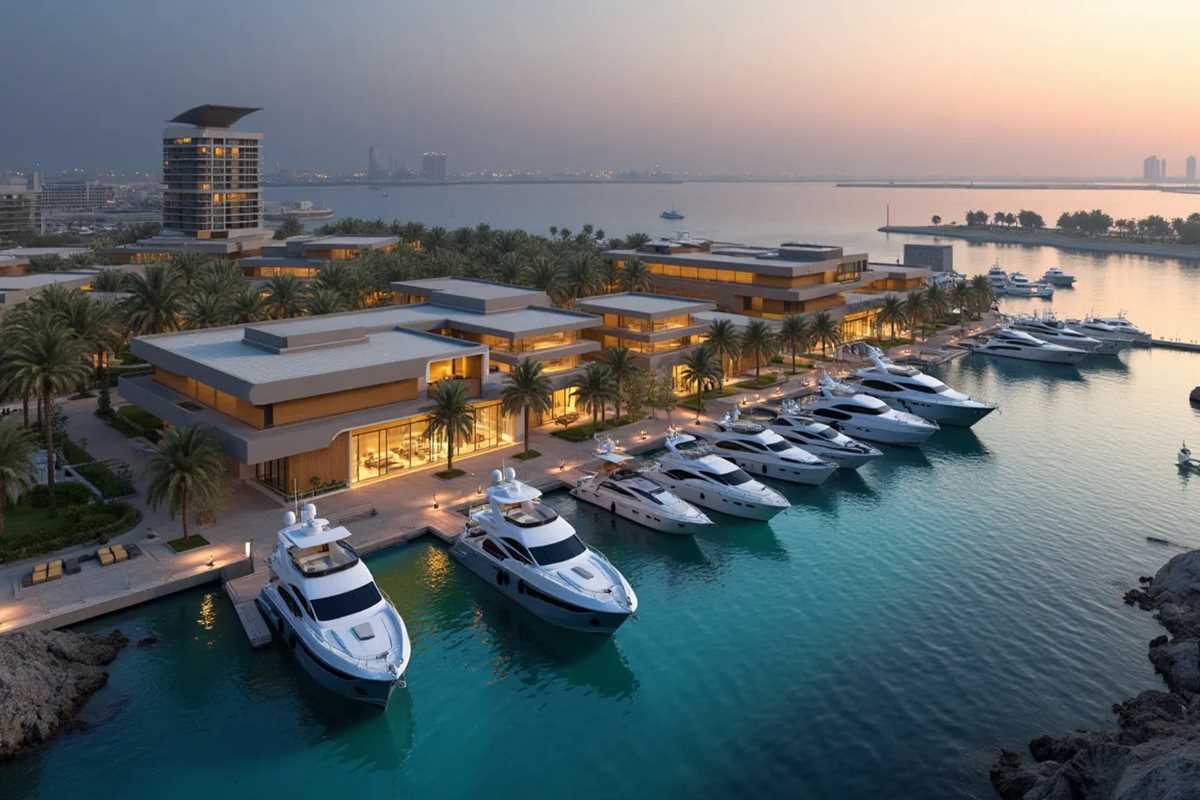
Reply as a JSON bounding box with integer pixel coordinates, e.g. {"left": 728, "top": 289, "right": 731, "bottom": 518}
{"left": 6, "top": 347, "right": 1199, "bottom": 798}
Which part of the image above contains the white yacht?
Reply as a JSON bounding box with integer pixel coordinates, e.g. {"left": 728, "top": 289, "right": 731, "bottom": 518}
{"left": 972, "top": 327, "right": 1088, "bottom": 364}
{"left": 705, "top": 409, "right": 837, "bottom": 485}
{"left": 1010, "top": 315, "right": 1118, "bottom": 355}
{"left": 1067, "top": 317, "right": 1138, "bottom": 347}
{"left": 802, "top": 373, "right": 939, "bottom": 446}
{"left": 747, "top": 401, "right": 883, "bottom": 469}
{"left": 648, "top": 429, "right": 791, "bottom": 520}
{"left": 1041, "top": 266, "right": 1076, "bottom": 286}
{"left": 1003, "top": 272, "right": 1053, "bottom": 298}
{"left": 573, "top": 438, "right": 714, "bottom": 534}
{"left": 454, "top": 467, "right": 637, "bottom": 634}
{"left": 257, "top": 504, "right": 410, "bottom": 709}
{"left": 1094, "top": 314, "right": 1151, "bottom": 344}
{"left": 986, "top": 264, "right": 1008, "bottom": 289}
{"left": 849, "top": 345, "right": 997, "bottom": 427}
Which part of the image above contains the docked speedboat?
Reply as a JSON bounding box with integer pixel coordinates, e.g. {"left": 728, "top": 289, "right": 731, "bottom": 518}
{"left": 1010, "top": 315, "right": 1118, "bottom": 355}
{"left": 454, "top": 467, "right": 637, "bottom": 634}
{"left": 972, "top": 327, "right": 1088, "bottom": 364}
{"left": 647, "top": 429, "right": 790, "bottom": 520}
{"left": 573, "top": 438, "right": 714, "bottom": 534}
{"left": 257, "top": 504, "right": 410, "bottom": 708}
{"left": 802, "top": 373, "right": 939, "bottom": 446}
{"left": 747, "top": 401, "right": 883, "bottom": 469}
{"left": 703, "top": 409, "right": 837, "bottom": 485}
{"left": 1094, "top": 314, "right": 1151, "bottom": 345}
{"left": 1041, "top": 266, "right": 1076, "bottom": 286}
{"left": 849, "top": 344, "right": 997, "bottom": 427}
{"left": 986, "top": 264, "right": 1008, "bottom": 289}
{"left": 1004, "top": 272, "right": 1053, "bottom": 298}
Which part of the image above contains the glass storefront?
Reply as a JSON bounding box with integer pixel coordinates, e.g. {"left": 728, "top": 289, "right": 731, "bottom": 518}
{"left": 348, "top": 401, "right": 513, "bottom": 485}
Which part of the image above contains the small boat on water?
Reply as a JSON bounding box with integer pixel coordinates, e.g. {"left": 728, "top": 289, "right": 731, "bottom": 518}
{"left": 1003, "top": 272, "right": 1053, "bottom": 298}
{"left": 660, "top": 209, "right": 685, "bottom": 220}
{"left": 1178, "top": 443, "right": 1200, "bottom": 472}
{"left": 265, "top": 200, "right": 335, "bottom": 221}
{"left": 1041, "top": 266, "right": 1076, "bottom": 286}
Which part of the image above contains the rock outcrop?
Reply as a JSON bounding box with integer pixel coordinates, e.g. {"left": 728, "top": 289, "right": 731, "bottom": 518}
{"left": 0, "top": 629, "right": 127, "bottom": 759}
{"left": 992, "top": 551, "right": 1200, "bottom": 799}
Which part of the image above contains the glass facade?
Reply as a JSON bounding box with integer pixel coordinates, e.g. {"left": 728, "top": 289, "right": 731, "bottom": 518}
{"left": 348, "top": 401, "right": 513, "bottom": 485}
{"left": 162, "top": 134, "right": 262, "bottom": 235}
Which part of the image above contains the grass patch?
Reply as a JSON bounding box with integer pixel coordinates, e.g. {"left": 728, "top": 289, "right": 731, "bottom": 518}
{"left": 75, "top": 462, "right": 136, "bottom": 498}
{"left": 118, "top": 405, "right": 162, "bottom": 430}
{"left": 512, "top": 449, "right": 542, "bottom": 461}
{"left": 733, "top": 374, "right": 781, "bottom": 390}
{"left": 102, "top": 405, "right": 163, "bottom": 441}
{"left": 167, "top": 534, "right": 209, "bottom": 553}
{"left": 435, "top": 468, "right": 467, "bottom": 480}
{"left": 60, "top": 436, "right": 94, "bottom": 465}
{"left": 550, "top": 414, "right": 645, "bottom": 443}
{"left": 0, "top": 495, "right": 140, "bottom": 563}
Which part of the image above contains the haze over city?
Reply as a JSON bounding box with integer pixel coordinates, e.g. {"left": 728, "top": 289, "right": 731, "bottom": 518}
{"left": 4, "top": 0, "right": 1200, "bottom": 177}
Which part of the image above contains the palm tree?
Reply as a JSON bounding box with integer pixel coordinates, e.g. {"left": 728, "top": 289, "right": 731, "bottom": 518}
{"left": 968, "top": 275, "right": 993, "bottom": 317}
{"left": 680, "top": 344, "right": 721, "bottom": 422}
{"left": 949, "top": 282, "right": 972, "bottom": 331}
{"left": 6, "top": 316, "right": 91, "bottom": 509}
{"left": 705, "top": 319, "right": 742, "bottom": 383}
{"left": 304, "top": 285, "right": 346, "bottom": 317}
{"left": 810, "top": 312, "right": 842, "bottom": 357}
{"left": 779, "top": 314, "right": 812, "bottom": 374}
{"left": 426, "top": 380, "right": 475, "bottom": 474}
{"left": 264, "top": 274, "right": 306, "bottom": 319}
{"left": 524, "top": 255, "right": 562, "bottom": 299}
{"left": 183, "top": 290, "right": 231, "bottom": 330}
{"left": 90, "top": 269, "right": 129, "bottom": 293}
{"left": 124, "top": 264, "right": 184, "bottom": 335}
{"left": 605, "top": 346, "right": 640, "bottom": 421}
{"left": 230, "top": 286, "right": 268, "bottom": 323}
{"left": 740, "top": 319, "right": 777, "bottom": 379}
{"left": 146, "top": 426, "right": 227, "bottom": 541}
{"left": 618, "top": 258, "right": 654, "bottom": 292}
{"left": 561, "top": 251, "right": 601, "bottom": 305}
{"left": 500, "top": 359, "right": 553, "bottom": 457}
{"left": 903, "top": 291, "right": 930, "bottom": 341}
{"left": 167, "top": 251, "right": 211, "bottom": 287}
{"left": 55, "top": 292, "right": 122, "bottom": 381}
{"left": 924, "top": 284, "right": 948, "bottom": 328}
{"left": 570, "top": 362, "right": 614, "bottom": 428}
{"left": 0, "top": 422, "right": 37, "bottom": 537}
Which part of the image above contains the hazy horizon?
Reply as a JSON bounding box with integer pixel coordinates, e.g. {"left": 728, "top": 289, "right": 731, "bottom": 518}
{"left": 4, "top": 0, "right": 1200, "bottom": 178}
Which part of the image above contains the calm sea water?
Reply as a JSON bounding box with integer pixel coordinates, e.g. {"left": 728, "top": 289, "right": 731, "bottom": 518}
{"left": 268, "top": 181, "right": 1200, "bottom": 340}
{"left": 4, "top": 184, "right": 1200, "bottom": 798}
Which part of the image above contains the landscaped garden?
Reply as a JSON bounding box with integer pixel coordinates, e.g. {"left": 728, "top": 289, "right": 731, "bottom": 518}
{"left": 0, "top": 483, "right": 140, "bottom": 563}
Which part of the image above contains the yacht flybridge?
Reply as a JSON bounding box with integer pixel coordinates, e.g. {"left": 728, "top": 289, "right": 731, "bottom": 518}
{"left": 454, "top": 467, "right": 637, "bottom": 634}
{"left": 1010, "top": 314, "right": 1117, "bottom": 355}
{"left": 256, "top": 504, "right": 410, "bottom": 709}
{"left": 849, "top": 345, "right": 997, "bottom": 427}
{"left": 746, "top": 401, "right": 883, "bottom": 468}
{"left": 648, "top": 428, "right": 791, "bottom": 520}
{"left": 803, "top": 373, "right": 939, "bottom": 446}
{"left": 705, "top": 409, "right": 837, "bottom": 485}
{"left": 572, "top": 437, "right": 714, "bottom": 534}
{"left": 972, "top": 327, "right": 1088, "bottom": 364}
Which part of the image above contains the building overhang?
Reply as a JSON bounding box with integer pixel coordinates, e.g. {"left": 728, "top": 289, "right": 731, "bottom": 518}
{"left": 487, "top": 340, "right": 600, "bottom": 367}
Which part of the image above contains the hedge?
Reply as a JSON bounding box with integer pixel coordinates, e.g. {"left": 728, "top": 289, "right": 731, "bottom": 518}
{"left": 75, "top": 462, "right": 136, "bottom": 499}
{"left": 0, "top": 501, "right": 141, "bottom": 563}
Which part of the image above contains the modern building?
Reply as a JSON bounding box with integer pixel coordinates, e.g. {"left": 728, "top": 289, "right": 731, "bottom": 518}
{"left": 0, "top": 266, "right": 139, "bottom": 312}
{"left": 119, "top": 278, "right": 602, "bottom": 495}
{"left": 1143, "top": 155, "right": 1165, "bottom": 180}
{"left": 603, "top": 237, "right": 926, "bottom": 339}
{"left": 368, "top": 146, "right": 385, "bottom": 182}
{"left": 107, "top": 105, "right": 274, "bottom": 263}
{"left": 421, "top": 152, "right": 447, "bottom": 182}
{"left": 574, "top": 292, "right": 714, "bottom": 390}
{"left": 37, "top": 181, "right": 116, "bottom": 213}
{"left": 0, "top": 183, "right": 37, "bottom": 242}
{"left": 239, "top": 235, "right": 402, "bottom": 278}
{"left": 902, "top": 243, "right": 954, "bottom": 273}
{"left": 1188, "top": 155, "right": 1196, "bottom": 182}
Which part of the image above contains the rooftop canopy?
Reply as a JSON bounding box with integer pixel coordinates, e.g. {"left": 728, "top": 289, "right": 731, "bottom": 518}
{"left": 169, "top": 104, "right": 261, "bottom": 128}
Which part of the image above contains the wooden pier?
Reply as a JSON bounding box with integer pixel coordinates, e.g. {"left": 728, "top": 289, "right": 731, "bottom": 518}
{"left": 1151, "top": 339, "right": 1200, "bottom": 352}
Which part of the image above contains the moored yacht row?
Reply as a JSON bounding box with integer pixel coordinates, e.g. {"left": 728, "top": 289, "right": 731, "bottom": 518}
{"left": 971, "top": 312, "right": 1150, "bottom": 364}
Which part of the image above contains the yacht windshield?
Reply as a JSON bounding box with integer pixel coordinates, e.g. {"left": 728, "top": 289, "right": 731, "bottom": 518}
{"left": 818, "top": 428, "right": 840, "bottom": 440}
{"left": 529, "top": 534, "right": 587, "bottom": 565}
{"left": 288, "top": 541, "right": 359, "bottom": 577}
{"left": 502, "top": 502, "right": 559, "bottom": 528}
{"left": 309, "top": 581, "right": 382, "bottom": 621}
{"left": 712, "top": 468, "right": 753, "bottom": 486}
{"left": 765, "top": 440, "right": 792, "bottom": 452}
{"left": 631, "top": 486, "right": 665, "bottom": 505}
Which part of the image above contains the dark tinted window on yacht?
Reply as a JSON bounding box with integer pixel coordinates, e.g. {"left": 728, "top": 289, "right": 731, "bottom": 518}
{"left": 288, "top": 585, "right": 314, "bottom": 619}
{"left": 279, "top": 586, "right": 302, "bottom": 618}
{"left": 631, "top": 487, "right": 664, "bottom": 505}
{"left": 897, "top": 382, "right": 937, "bottom": 394}
{"left": 666, "top": 469, "right": 701, "bottom": 481}
{"left": 837, "top": 403, "right": 881, "bottom": 416}
{"left": 482, "top": 537, "right": 507, "bottom": 560}
{"left": 813, "top": 409, "right": 851, "bottom": 421}
{"left": 773, "top": 418, "right": 792, "bottom": 427}
{"left": 712, "top": 468, "right": 753, "bottom": 486}
{"left": 501, "top": 538, "right": 533, "bottom": 565}
{"left": 765, "top": 440, "right": 791, "bottom": 452}
{"left": 309, "top": 581, "right": 383, "bottom": 621}
{"left": 716, "top": 441, "right": 747, "bottom": 452}
{"left": 861, "top": 379, "right": 900, "bottom": 392}
{"left": 600, "top": 481, "right": 634, "bottom": 498}
{"left": 529, "top": 534, "right": 587, "bottom": 565}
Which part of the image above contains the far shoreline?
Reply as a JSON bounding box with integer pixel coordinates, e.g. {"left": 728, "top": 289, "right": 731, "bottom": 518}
{"left": 879, "top": 224, "right": 1200, "bottom": 261}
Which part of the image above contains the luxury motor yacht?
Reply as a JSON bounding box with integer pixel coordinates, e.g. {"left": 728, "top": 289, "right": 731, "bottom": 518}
{"left": 1041, "top": 266, "right": 1076, "bottom": 286}
{"left": 705, "top": 409, "right": 838, "bottom": 484}
{"left": 1003, "top": 272, "right": 1053, "bottom": 298}
{"left": 972, "top": 327, "right": 1088, "bottom": 364}
{"left": 660, "top": 208, "right": 685, "bottom": 220}
{"left": 1094, "top": 314, "right": 1151, "bottom": 344}
{"left": 1010, "top": 315, "right": 1118, "bottom": 355}
{"left": 986, "top": 264, "right": 1008, "bottom": 289}
{"left": 256, "top": 504, "right": 411, "bottom": 709}
{"left": 573, "top": 438, "right": 714, "bottom": 534}
{"left": 454, "top": 467, "right": 637, "bottom": 634}
{"left": 747, "top": 401, "right": 883, "bottom": 469}
{"left": 849, "top": 345, "right": 997, "bottom": 427}
{"left": 647, "top": 429, "right": 791, "bottom": 520}
{"left": 1067, "top": 317, "right": 1138, "bottom": 347}
{"left": 802, "top": 373, "right": 939, "bottom": 446}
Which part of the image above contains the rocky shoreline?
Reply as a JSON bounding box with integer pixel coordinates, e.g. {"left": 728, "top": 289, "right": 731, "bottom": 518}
{"left": 0, "top": 629, "right": 128, "bottom": 759}
{"left": 991, "top": 551, "right": 1200, "bottom": 799}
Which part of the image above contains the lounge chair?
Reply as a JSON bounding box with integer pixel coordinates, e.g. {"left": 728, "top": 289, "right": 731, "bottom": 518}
{"left": 111, "top": 544, "right": 128, "bottom": 562}
{"left": 32, "top": 563, "right": 48, "bottom": 585}
{"left": 47, "top": 560, "right": 63, "bottom": 581}
{"left": 98, "top": 546, "right": 114, "bottom": 566}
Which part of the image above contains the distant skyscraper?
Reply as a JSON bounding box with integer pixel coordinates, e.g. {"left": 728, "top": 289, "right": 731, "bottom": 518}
{"left": 161, "top": 104, "right": 264, "bottom": 238}
{"left": 422, "top": 152, "right": 447, "bottom": 182}
{"left": 368, "top": 145, "right": 384, "bottom": 181}
{"left": 1188, "top": 155, "right": 1197, "bottom": 182}
{"left": 1143, "top": 155, "right": 1165, "bottom": 181}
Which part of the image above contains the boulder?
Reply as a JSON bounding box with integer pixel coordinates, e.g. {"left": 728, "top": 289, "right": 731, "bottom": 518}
{"left": 0, "top": 629, "right": 127, "bottom": 759}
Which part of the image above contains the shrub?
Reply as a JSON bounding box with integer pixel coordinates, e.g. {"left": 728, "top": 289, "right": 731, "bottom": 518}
{"left": 550, "top": 414, "right": 645, "bottom": 443}
{"left": 27, "top": 482, "right": 95, "bottom": 508}
{"left": 75, "top": 461, "right": 136, "bottom": 498}
{"left": 0, "top": 501, "right": 141, "bottom": 563}
{"left": 60, "top": 436, "right": 94, "bottom": 465}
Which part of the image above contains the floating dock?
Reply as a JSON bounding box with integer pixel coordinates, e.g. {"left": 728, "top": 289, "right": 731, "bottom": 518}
{"left": 233, "top": 599, "right": 272, "bottom": 647}
{"left": 1151, "top": 339, "right": 1200, "bottom": 352}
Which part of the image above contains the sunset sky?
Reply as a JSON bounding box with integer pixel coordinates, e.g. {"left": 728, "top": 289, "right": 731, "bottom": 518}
{"left": 3, "top": 0, "right": 1199, "bottom": 177}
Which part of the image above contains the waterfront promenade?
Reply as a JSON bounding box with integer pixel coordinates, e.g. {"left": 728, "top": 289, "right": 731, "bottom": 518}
{"left": 880, "top": 224, "right": 1200, "bottom": 261}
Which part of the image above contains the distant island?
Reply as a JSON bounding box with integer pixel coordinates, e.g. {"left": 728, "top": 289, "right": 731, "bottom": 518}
{"left": 881, "top": 223, "right": 1200, "bottom": 260}
{"left": 841, "top": 180, "right": 1200, "bottom": 192}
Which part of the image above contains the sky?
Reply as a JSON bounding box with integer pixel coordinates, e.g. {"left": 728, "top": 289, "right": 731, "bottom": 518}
{"left": 3, "top": 0, "right": 1200, "bottom": 178}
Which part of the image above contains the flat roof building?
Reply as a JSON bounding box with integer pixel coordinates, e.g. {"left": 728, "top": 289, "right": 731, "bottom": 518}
{"left": 240, "top": 235, "right": 402, "bottom": 277}
{"left": 0, "top": 183, "right": 36, "bottom": 242}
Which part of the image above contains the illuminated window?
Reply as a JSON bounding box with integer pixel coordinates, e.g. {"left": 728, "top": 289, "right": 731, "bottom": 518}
{"left": 214, "top": 147, "right": 225, "bottom": 156}
{"left": 212, "top": 194, "right": 222, "bottom": 204}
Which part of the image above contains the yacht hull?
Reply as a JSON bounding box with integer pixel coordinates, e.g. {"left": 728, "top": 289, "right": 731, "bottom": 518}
{"left": 716, "top": 455, "right": 836, "bottom": 485}
{"left": 976, "top": 346, "right": 1087, "bottom": 365}
{"left": 652, "top": 479, "right": 786, "bottom": 520}
{"left": 571, "top": 485, "right": 709, "bottom": 534}
{"left": 450, "top": 540, "right": 632, "bottom": 634}
{"left": 257, "top": 590, "right": 402, "bottom": 709}
{"left": 825, "top": 421, "right": 935, "bottom": 447}
{"left": 883, "top": 397, "right": 995, "bottom": 427}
